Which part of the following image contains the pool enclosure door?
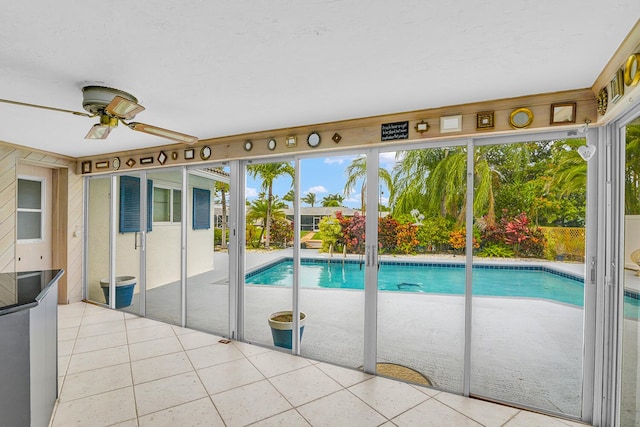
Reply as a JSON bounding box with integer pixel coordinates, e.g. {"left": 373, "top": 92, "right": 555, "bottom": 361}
{"left": 84, "top": 166, "right": 232, "bottom": 334}
{"left": 469, "top": 136, "right": 592, "bottom": 419}
{"left": 85, "top": 172, "right": 147, "bottom": 316}
{"left": 375, "top": 142, "right": 468, "bottom": 395}
{"left": 143, "top": 169, "right": 184, "bottom": 325}
{"left": 615, "top": 108, "right": 640, "bottom": 426}
{"left": 370, "top": 132, "right": 595, "bottom": 422}
{"left": 242, "top": 159, "right": 296, "bottom": 348}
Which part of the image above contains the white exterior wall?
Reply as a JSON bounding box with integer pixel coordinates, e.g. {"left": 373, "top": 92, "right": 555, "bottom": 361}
{"left": 86, "top": 172, "right": 216, "bottom": 302}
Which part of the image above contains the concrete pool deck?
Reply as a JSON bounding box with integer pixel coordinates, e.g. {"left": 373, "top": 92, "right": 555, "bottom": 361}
{"left": 241, "top": 250, "right": 586, "bottom": 416}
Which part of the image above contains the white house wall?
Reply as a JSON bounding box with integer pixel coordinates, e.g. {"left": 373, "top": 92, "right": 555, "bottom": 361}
{"left": 86, "top": 171, "right": 216, "bottom": 302}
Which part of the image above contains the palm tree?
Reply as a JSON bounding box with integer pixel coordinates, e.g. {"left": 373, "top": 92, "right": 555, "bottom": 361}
{"left": 283, "top": 189, "right": 295, "bottom": 207}
{"left": 301, "top": 192, "right": 317, "bottom": 207}
{"left": 392, "top": 148, "right": 449, "bottom": 217}
{"left": 546, "top": 139, "right": 587, "bottom": 198}
{"left": 214, "top": 179, "right": 229, "bottom": 249}
{"left": 343, "top": 156, "right": 393, "bottom": 212}
{"left": 321, "top": 193, "right": 344, "bottom": 207}
{"left": 392, "top": 146, "right": 498, "bottom": 225}
{"left": 625, "top": 125, "right": 640, "bottom": 214}
{"left": 246, "top": 162, "right": 294, "bottom": 248}
{"left": 246, "top": 195, "right": 287, "bottom": 247}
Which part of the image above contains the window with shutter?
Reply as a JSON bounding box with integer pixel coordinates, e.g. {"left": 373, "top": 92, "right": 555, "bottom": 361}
{"left": 119, "top": 176, "right": 153, "bottom": 233}
{"left": 192, "top": 188, "right": 211, "bottom": 230}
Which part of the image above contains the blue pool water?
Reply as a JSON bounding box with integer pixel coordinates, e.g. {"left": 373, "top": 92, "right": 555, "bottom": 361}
{"left": 245, "top": 259, "right": 640, "bottom": 317}
{"left": 246, "top": 259, "right": 584, "bottom": 304}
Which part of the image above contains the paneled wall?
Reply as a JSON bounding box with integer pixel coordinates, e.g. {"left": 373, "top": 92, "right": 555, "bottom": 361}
{"left": 0, "top": 142, "right": 83, "bottom": 303}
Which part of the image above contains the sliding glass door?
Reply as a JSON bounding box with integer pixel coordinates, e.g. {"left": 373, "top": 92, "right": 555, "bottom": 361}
{"left": 85, "top": 165, "right": 233, "bottom": 335}
{"left": 186, "top": 167, "right": 231, "bottom": 336}
{"left": 242, "top": 159, "right": 295, "bottom": 347}
{"left": 114, "top": 172, "right": 147, "bottom": 317}
{"left": 298, "top": 154, "right": 366, "bottom": 368}
{"left": 620, "top": 114, "right": 640, "bottom": 426}
{"left": 376, "top": 144, "right": 467, "bottom": 392}
{"left": 144, "top": 169, "right": 183, "bottom": 324}
{"left": 469, "top": 138, "right": 588, "bottom": 418}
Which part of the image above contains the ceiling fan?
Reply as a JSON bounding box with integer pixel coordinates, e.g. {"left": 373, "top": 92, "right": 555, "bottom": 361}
{"left": 0, "top": 85, "right": 198, "bottom": 144}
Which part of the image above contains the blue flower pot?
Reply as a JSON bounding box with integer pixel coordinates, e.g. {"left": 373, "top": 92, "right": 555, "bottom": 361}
{"left": 100, "top": 276, "right": 136, "bottom": 308}
{"left": 268, "top": 311, "right": 306, "bottom": 349}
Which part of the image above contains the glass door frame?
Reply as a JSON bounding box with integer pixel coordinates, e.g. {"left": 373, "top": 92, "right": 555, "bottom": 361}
{"left": 609, "top": 101, "right": 640, "bottom": 426}
{"left": 367, "top": 129, "right": 597, "bottom": 421}
{"left": 472, "top": 130, "right": 598, "bottom": 422}
{"left": 84, "top": 163, "right": 239, "bottom": 337}
{"left": 82, "top": 172, "right": 150, "bottom": 314}
{"left": 81, "top": 128, "right": 601, "bottom": 422}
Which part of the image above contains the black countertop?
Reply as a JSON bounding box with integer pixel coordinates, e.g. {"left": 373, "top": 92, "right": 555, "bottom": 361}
{"left": 0, "top": 269, "right": 64, "bottom": 316}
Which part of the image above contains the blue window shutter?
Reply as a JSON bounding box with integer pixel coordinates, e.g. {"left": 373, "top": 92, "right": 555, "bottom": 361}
{"left": 147, "top": 179, "right": 153, "bottom": 232}
{"left": 119, "top": 176, "right": 153, "bottom": 233}
{"left": 192, "top": 188, "right": 211, "bottom": 230}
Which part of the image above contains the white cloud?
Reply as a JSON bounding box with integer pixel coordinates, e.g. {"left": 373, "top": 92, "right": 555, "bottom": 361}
{"left": 379, "top": 151, "right": 397, "bottom": 170}
{"left": 345, "top": 189, "right": 360, "bottom": 204}
{"left": 306, "top": 185, "right": 328, "bottom": 194}
{"left": 324, "top": 155, "right": 357, "bottom": 165}
{"left": 245, "top": 187, "right": 258, "bottom": 198}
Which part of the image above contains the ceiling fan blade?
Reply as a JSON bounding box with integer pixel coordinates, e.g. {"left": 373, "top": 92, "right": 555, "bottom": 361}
{"left": 85, "top": 124, "right": 112, "bottom": 139}
{"left": 105, "top": 95, "right": 145, "bottom": 120}
{"left": 127, "top": 122, "right": 198, "bottom": 145}
{"left": 0, "top": 98, "right": 92, "bottom": 117}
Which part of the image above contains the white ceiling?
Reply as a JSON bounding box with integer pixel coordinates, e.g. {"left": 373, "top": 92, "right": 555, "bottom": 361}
{"left": 0, "top": 1, "right": 638, "bottom": 158}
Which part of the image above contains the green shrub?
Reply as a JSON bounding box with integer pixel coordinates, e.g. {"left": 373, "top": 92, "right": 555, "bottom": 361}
{"left": 415, "top": 216, "right": 454, "bottom": 252}
{"left": 318, "top": 216, "right": 342, "bottom": 252}
{"left": 478, "top": 243, "right": 514, "bottom": 258}
{"left": 214, "top": 228, "right": 229, "bottom": 245}
{"left": 270, "top": 219, "right": 293, "bottom": 248}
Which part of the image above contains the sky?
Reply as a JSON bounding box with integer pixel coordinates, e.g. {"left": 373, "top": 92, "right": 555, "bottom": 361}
{"left": 245, "top": 152, "right": 397, "bottom": 209}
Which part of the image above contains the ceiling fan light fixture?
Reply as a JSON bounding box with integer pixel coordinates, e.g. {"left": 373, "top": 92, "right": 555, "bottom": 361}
{"left": 128, "top": 122, "right": 198, "bottom": 145}
{"left": 85, "top": 124, "right": 112, "bottom": 139}
{"left": 106, "top": 95, "right": 145, "bottom": 120}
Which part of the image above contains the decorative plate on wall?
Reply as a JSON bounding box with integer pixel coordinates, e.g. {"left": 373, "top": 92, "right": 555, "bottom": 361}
{"left": 624, "top": 53, "right": 640, "bottom": 87}
{"left": 509, "top": 107, "right": 534, "bottom": 129}
{"left": 307, "top": 132, "right": 321, "bottom": 148}
{"left": 267, "top": 138, "right": 277, "bottom": 151}
{"left": 597, "top": 87, "right": 608, "bottom": 115}
{"left": 200, "top": 145, "right": 211, "bottom": 160}
{"left": 244, "top": 140, "right": 253, "bottom": 151}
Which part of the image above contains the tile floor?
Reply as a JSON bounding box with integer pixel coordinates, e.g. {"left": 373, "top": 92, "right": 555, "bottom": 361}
{"left": 52, "top": 302, "right": 588, "bottom": 427}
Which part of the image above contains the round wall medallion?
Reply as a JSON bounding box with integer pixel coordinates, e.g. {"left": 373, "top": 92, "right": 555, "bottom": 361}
{"left": 267, "top": 138, "right": 277, "bottom": 151}
{"left": 200, "top": 145, "right": 212, "bottom": 160}
{"left": 112, "top": 157, "right": 120, "bottom": 170}
{"left": 307, "top": 132, "right": 321, "bottom": 148}
{"left": 597, "top": 87, "right": 608, "bottom": 115}
{"left": 624, "top": 53, "right": 640, "bottom": 87}
{"left": 509, "top": 107, "right": 534, "bottom": 129}
{"left": 244, "top": 140, "right": 253, "bottom": 151}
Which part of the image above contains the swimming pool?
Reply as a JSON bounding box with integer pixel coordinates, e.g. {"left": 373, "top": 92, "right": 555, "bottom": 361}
{"left": 245, "top": 259, "right": 640, "bottom": 317}
{"left": 245, "top": 258, "right": 585, "bottom": 305}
